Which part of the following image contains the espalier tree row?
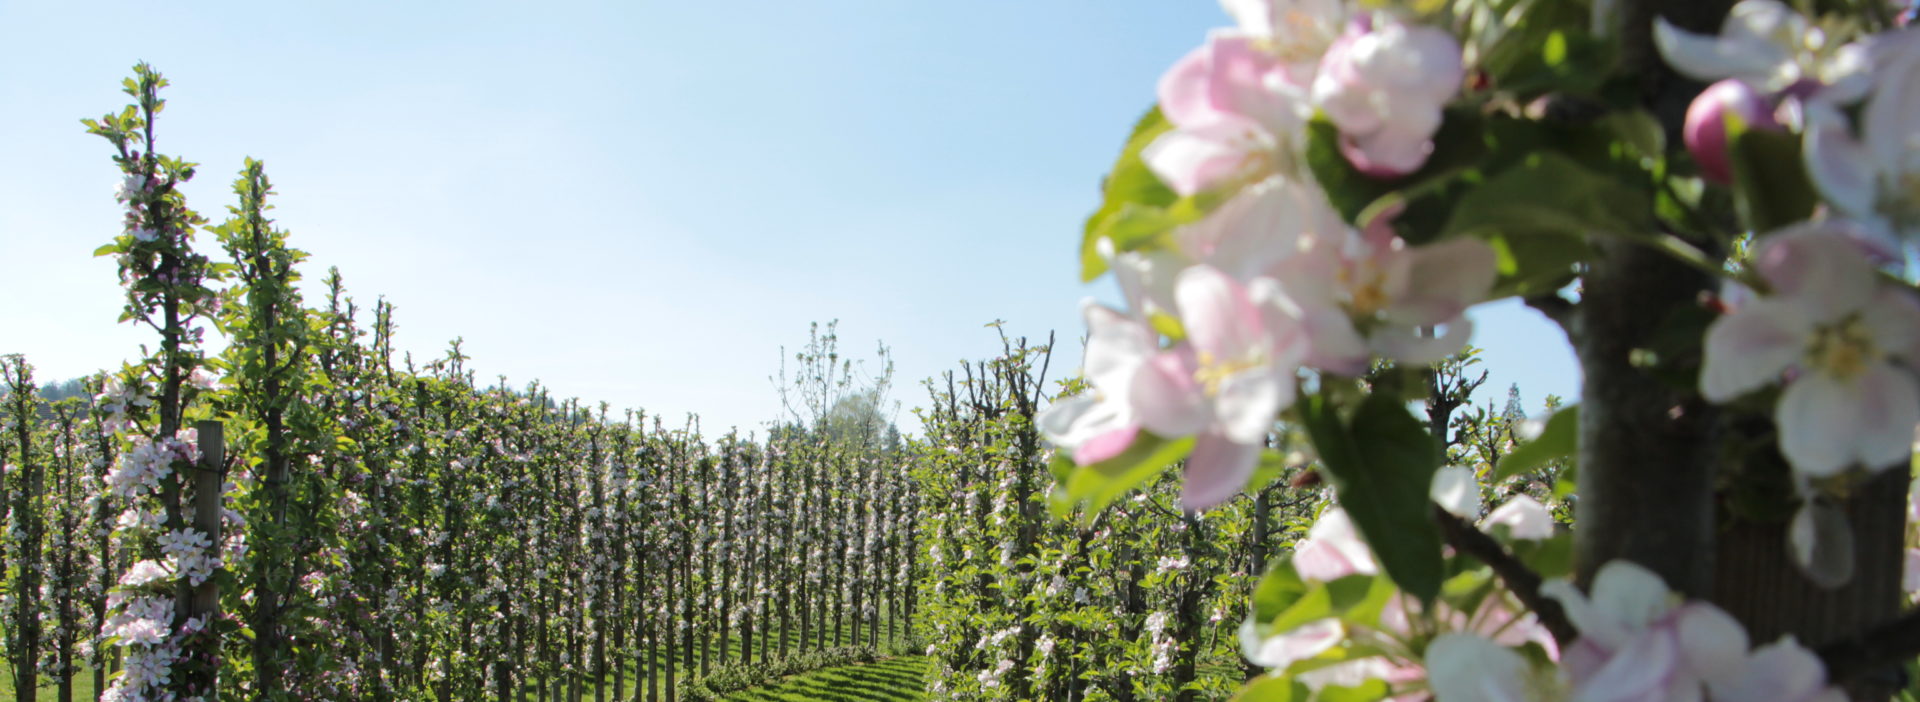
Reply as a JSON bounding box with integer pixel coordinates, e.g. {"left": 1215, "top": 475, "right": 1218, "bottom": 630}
{"left": 911, "top": 331, "right": 1564, "bottom": 701}
{"left": 0, "top": 65, "right": 925, "bottom": 702}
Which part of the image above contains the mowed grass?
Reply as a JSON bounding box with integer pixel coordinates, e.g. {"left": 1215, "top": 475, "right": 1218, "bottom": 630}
{"left": 723, "top": 655, "right": 928, "bottom": 702}
{"left": 0, "top": 667, "right": 101, "bottom": 702}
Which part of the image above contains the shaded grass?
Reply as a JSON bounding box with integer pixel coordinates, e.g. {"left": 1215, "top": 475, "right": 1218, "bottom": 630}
{"left": 723, "top": 656, "right": 927, "bottom": 702}
{"left": 0, "top": 667, "right": 101, "bottom": 702}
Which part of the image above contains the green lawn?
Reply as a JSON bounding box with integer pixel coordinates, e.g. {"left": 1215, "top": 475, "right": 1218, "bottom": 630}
{"left": 723, "top": 656, "right": 928, "bottom": 702}
{"left": 0, "top": 667, "right": 101, "bottom": 702}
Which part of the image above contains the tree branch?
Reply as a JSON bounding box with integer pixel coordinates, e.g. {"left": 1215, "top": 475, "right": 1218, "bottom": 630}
{"left": 1431, "top": 504, "right": 1579, "bottom": 646}
{"left": 1817, "top": 607, "right": 1920, "bottom": 689}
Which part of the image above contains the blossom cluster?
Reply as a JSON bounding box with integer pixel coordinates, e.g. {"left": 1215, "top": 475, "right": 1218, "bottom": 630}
{"left": 1040, "top": 0, "right": 1495, "bottom": 510}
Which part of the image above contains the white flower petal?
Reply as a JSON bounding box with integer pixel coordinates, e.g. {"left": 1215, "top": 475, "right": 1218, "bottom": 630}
{"left": 1588, "top": 560, "right": 1676, "bottom": 632}
{"left": 1213, "top": 363, "right": 1288, "bottom": 445}
{"left": 1801, "top": 100, "right": 1878, "bottom": 220}
{"left": 1430, "top": 465, "right": 1482, "bottom": 518}
{"left": 1699, "top": 299, "right": 1808, "bottom": 402}
{"left": 1570, "top": 628, "right": 1680, "bottom": 702}
{"left": 1707, "top": 636, "right": 1829, "bottom": 702}
{"left": 1788, "top": 501, "right": 1855, "bottom": 588}
{"left": 1653, "top": 13, "right": 1783, "bottom": 83}
{"left": 1674, "top": 602, "right": 1749, "bottom": 683}
{"left": 1483, "top": 496, "right": 1556, "bottom": 540}
{"left": 1427, "top": 634, "right": 1539, "bottom": 702}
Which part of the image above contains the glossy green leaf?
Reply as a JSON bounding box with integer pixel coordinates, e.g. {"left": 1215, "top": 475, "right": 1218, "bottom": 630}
{"left": 1444, "top": 153, "right": 1645, "bottom": 297}
{"left": 1298, "top": 392, "right": 1444, "bottom": 603}
{"left": 1727, "top": 117, "right": 1817, "bottom": 233}
{"left": 1234, "top": 676, "right": 1311, "bottom": 701}
{"left": 1052, "top": 431, "right": 1194, "bottom": 521}
{"left": 1082, "top": 107, "right": 1176, "bottom": 282}
{"left": 1317, "top": 679, "right": 1391, "bottom": 702}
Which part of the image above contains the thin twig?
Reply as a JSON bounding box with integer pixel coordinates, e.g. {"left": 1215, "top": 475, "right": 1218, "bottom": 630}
{"left": 1431, "top": 504, "right": 1579, "bottom": 646}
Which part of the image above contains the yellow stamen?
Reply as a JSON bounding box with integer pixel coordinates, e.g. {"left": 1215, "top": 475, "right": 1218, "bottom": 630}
{"left": 1806, "top": 316, "right": 1878, "bottom": 380}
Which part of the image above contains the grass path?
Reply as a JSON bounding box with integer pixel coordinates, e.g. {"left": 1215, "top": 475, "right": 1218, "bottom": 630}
{"left": 723, "top": 655, "right": 928, "bottom": 702}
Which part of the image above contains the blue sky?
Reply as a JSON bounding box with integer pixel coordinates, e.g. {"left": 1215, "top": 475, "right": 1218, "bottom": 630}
{"left": 0, "top": 0, "right": 1577, "bottom": 435}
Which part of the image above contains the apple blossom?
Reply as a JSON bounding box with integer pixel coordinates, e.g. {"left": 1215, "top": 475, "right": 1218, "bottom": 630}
{"left": 1654, "top": 0, "right": 1872, "bottom": 100}
{"left": 1803, "top": 33, "right": 1920, "bottom": 243}
{"left": 1133, "top": 266, "right": 1307, "bottom": 508}
{"left": 1291, "top": 506, "right": 1378, "bottom": 581}
{"left": 1427, "top": 633, "right": 1566, "bottom": 702}
{"left": 1036, "top": 301, "right": 1158, "bottom": 466}
{"left": 1311, "top": 14, "right": 1465, "bottom": 177}
{"left": 1542, "top": 560, "right": 1749, "bottom": 702}
{"left": 1699, "top": 221, "right": 1920, "bottom": 477}
{"left": 1272, "top": 217, "right": 1497, "bottom": 372}
{"left": 1146, "top": 33, "right": 1309, "bottom": 196}
{"left": 1218, "top": 0, "right": 1349, "bottom": 84}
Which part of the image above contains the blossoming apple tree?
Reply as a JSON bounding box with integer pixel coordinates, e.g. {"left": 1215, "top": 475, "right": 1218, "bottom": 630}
{"left": 1041, "top": 0, "right": 1920, "bottom": 699}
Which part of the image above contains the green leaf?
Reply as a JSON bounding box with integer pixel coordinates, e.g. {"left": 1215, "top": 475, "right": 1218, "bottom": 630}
{"left": 1317, "top": 680, "right": 1390, "bottom": 702}
{"left": 1493, "top": 404, "right": 1578, "bottom": 482}
{"left": 1306, "top": 109, "right": 1489, "bottom": 233}
{"left": 1082, "top": 107, "right": 1177, "bottom": 282}
{"left": 1298, "top": 391, "right": 1445, "bottom": 603}
{"left": 93, "top": 243, "right": 121, "bottom": 257}
{"left": 1051, "top": 431, "right": 1194, "bottom": 521}
{"left": 1726, "top": 118, "right": 1817, "bottom": 232}
{"left": 1251, "top": 560, "right": 1310, "bottom": 623}
{"left": 1234, "top": 676, "right": 1311, "bottom": 702}
{"left": 1443, "top": 152, "right": 1647, "bottom": 297}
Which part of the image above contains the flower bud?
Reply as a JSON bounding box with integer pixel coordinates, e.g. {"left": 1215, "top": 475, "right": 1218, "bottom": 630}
{"left": 1684, "top": 78, "right": 1779, "bottom": 184}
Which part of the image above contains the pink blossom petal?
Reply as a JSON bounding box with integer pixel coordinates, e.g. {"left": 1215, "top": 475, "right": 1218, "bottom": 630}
{"left": 1571, "top": 629, "right": 1680, "bottom": 702}
{"left": 1132, "top": 350, "right": 1208, "bottom": 438}
{"left": 1293, "top": 507, "right": 1378, "bottom": 581}
{"left": 1241, "top": 617, "right": 1344, "bottom": 669}
{"left": 1176, "top": 265, "right": 1264, "bottom": 360}
{"left": 1369, "top": 317, "right": 1472, "bottom": 365}
{"left": 1074, "top": 424, "right": 1141, "bottom": 466}
{"left": 1208, "top": 35, "right": 1297, "bottom": 131}
{"left": 1213, "top": 363, "right": 1288, "bottom": 445}
{"left": 1182, "top": 432, "right": 1261, "bottom": 510}
{"left": 1387, "top": 237, "right": 1498, "bottom": 326}
{"left": 1158, "top": 46, "right": 1217, "bottom": 127}
{"left": 1340, "top": 128, "right": 1432, "bottom": 179}
{"left": 1685, "top": 79, "right": 1779, "bottom": 184}
{"left": 1143, "top": 126, "right": 1253, "bottom": 197}
{"left": 1700, "top": 299, "right": 1809, "bottom": 402}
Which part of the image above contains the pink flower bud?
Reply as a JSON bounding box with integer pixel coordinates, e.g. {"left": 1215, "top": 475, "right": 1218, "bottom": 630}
{"left": 1684, "top": 79, "right": 1779, "bottom": 184}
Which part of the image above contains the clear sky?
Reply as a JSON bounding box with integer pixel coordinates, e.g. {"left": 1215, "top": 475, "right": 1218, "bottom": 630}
{"left": 0, "top": 0, "right": 1578, "bottom": 436}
